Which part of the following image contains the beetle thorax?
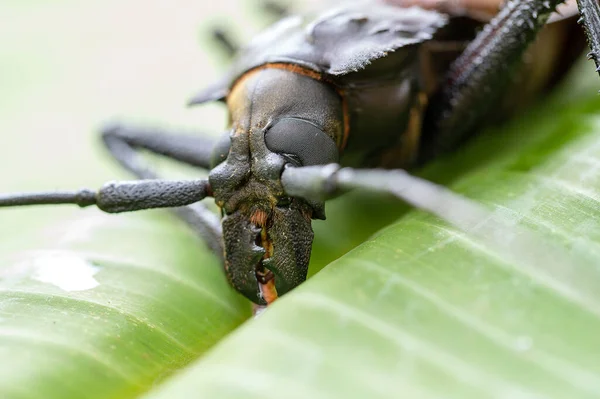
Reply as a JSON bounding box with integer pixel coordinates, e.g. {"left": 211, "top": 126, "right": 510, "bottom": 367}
{"left": 227, "top": 66, "right": 345, "bottom": 147}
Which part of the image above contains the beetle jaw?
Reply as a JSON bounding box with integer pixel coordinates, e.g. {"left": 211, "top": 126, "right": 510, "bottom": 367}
{"left": 207, "top": 124, "right": 322, "bottom": 305}
{"left": 221, "top": 201, "right": 314, "bottom": 305}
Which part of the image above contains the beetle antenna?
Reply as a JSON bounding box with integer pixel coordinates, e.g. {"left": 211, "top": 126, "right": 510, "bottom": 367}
{"left": 281, "top": 164, "right": 491, "bottom": 225}
{"left": 281, "top": 164, "right": 589, "bottom": 305}
{"left": 0, "top": 189, "right": 97, "bottom": 208}
{"left": 0, "top": 179, "right": 212, "bottom": 214}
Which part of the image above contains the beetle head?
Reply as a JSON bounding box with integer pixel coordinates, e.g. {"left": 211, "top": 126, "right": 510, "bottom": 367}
{"left": 208, "top": 68, "right": 343, "bottom": 305}
{"left": 209, "top": 120, "right": 339, "bottom": 304}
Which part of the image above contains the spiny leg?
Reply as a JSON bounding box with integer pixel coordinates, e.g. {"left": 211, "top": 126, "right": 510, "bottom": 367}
{"left": 100, "top": 123, "right": 224, "bottom": 257}
{"left": 417, "top": 0, "right": 587, "bottom": 163}
{"left": 577, "top": 0, "right": 600, "bottom": 76}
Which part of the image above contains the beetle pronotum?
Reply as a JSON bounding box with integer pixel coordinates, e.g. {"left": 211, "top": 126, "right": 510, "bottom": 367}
{"left": 1, "top": 0, "right": 599, "bottom": 309}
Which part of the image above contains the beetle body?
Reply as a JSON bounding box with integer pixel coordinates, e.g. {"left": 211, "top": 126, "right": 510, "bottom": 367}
{"left": 195, "top": 2, "right": 582, "bottom": 167}
{"left": 194, "top": 1, "right": 584, "bottom": 304}
{"left": 1, "top": 0, "right": 593, "bottom": 306}
{"left": 196, "top": 5, "right": 447, "bottom": 170}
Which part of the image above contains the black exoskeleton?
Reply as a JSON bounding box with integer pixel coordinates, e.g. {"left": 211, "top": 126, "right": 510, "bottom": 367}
{"left": 1, "top": 0, "right": 599, "bottom": 306}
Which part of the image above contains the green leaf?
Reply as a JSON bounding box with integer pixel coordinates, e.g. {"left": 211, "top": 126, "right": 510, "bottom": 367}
{"left": 0, "top": 212, "right": 249, "bottom": 398}
{"left": 140, "top": 61, "right": 600, "bottom": 398}
{"left": 2, "top": 1, "right": 600, "bottom": 398}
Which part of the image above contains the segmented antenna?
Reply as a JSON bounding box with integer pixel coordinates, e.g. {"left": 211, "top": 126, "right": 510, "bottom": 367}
{"left": 282, "top": 165, "right": 599, "bottom": 315}
{"left": 0, "top": 179, "right": 210, "bottom": 214}
{"left": 0, "top": 190, "right": 96, "bottom": 208}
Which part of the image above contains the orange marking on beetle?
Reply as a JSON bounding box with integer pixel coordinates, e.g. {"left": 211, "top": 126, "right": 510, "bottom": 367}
{"left": 228, "top": 63, "right": 324, "bottom": 100}
{"left": 255, "top": 62, "right": 325, "bottom": 81}
{"left": 250, "top": 209, "right": 269, "bottom": 227}
{"left": 259, "top": 280, "right": 278, "bottom": 305}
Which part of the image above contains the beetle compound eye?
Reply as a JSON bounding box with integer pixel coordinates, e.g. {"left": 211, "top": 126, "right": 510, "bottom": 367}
{"left": 209, "top": 131, "right": 232, "bottom": 168}
{"left": 264, "top": 118, "right": 339, "bottom": 166}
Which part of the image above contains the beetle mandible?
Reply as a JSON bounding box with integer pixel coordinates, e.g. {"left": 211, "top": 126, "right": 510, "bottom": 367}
{"left": 1, "top": 0, "right": 599, "bottom": 307}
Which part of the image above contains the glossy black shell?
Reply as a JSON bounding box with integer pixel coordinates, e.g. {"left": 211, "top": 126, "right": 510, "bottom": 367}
{"left": 191, "top": 2, "right": 449, "bottom": 167}
{"left": 238, "top": 5, "right": 444, "bottom": 75}
{"left": 195, "top": 3, "right": 447, "bottom": 96}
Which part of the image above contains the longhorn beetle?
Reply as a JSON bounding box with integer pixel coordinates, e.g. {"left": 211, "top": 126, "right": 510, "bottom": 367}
{"left": 1, "top": 0, "right": 599, "bottom": 307}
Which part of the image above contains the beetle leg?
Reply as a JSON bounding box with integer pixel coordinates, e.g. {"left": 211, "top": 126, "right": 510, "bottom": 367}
{"left": 417, "top": 0, "right": 583, "bottom": 163}
{"left": 100, "top": 122, "right": 224, "bottom": 257}
{"left": 577, "top": 0, "right": 600, "bottom": 76}
{"left": 210, "top": 27, "right": 239, "bottom": 59}
{"left": 209, "top": 1, "right": 290, "bottom": 60}
{"left": 260, "top": 0, "right": 290, "bottom": 19}
{"left": 101, "top": 122, "right": 217, "bottom": 171}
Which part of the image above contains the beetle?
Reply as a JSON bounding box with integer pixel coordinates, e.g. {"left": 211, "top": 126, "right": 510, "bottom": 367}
{"left": 1, "top": 0, "right": 599, "bottom": 308}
